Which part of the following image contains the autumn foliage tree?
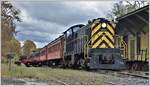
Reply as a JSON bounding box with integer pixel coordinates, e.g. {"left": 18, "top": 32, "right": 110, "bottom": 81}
{"left": 5, "top": 37, "right": 21, "bottom": 56}
{"left": 1, "top": 1, "right": 21, "bottom": 58}
{"left": 22, "top": 40, "right": 36, "bottom": 56}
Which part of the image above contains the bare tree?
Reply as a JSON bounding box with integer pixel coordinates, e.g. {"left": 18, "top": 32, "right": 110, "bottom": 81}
{"left": 107, "top": 1, "right": 149, "bottom": 19}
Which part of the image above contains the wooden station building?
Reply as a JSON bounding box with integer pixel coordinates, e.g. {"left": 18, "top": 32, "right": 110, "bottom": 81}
{"left": 115, "top": 5, "right": 149, "bottom": 71}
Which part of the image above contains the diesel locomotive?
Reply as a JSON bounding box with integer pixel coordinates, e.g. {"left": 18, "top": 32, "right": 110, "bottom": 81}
{"left": 21, "top": 18, "right": 126, "bottom": 70}
{"left": 63, "top": 18, "right": 126, "bottom": 70}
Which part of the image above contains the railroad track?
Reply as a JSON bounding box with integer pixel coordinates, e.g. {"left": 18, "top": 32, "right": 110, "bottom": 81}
{"left": 54, "top": 79, "right": 67, "bottom": 85}
{"left": 48, "top": 76, "right": 68, "bottom": 85}
{"left": 118, "top": 72, "right": 149, "bottom": 79}
{"left": 94, "top": 70, "right": 149, "bottom": 85}
{"left": 94, "top": 70, "right": 149, "bottom": 79}
{"left": 104, "top": 81, "right": 116, "bottom": 85}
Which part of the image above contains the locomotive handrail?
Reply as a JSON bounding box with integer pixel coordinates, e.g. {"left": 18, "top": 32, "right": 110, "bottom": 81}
{"left": 83, "top": 35, "right": 89, "bottom": 60}
{"left": 122, "top": 39, "right": 128, "bottom": 58}
{"left": 115, "top": 35, "right": 128, "bottom": 59}
{"left": 83, "top": 35, "right": 94, "bottom": 61}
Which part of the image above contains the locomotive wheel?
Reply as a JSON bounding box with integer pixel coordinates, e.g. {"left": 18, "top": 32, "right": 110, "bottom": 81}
{"left": 68, "top": 63, "right": 72, "bottom": 68}
{"left": 62, "top": 62, "right": 66, "bottom": 67}
{"left": 80, "top": 59, "right": 85, "bottom": 68}
{"left": 51, "top": 62, "right": 56, "bottom": 68}
{"left": 38, "top": 62, "right": 42, "bottom": 67}
{"left": 25, "top": 64, "right": 30, "bottom": 67}
{"left": 79, "top": 59, "right": 89, "bottom": 70}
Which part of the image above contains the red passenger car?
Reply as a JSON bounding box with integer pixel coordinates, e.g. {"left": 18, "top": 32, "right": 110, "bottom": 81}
{"left": 39, "top": 47, "right": 47, "bottom": 61}
{"left": 46, "top": 35, "right": 64, "bottom": 66}
{"left": 20, "top": 55, "right": 35, "bottom": 67}
{"left": 21, "top": 35, "right": 64, "bottom": 67}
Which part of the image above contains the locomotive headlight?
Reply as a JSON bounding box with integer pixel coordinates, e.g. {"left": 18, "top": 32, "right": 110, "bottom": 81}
{"left": 102, "top": 23, "right": 106, "bottom": 28}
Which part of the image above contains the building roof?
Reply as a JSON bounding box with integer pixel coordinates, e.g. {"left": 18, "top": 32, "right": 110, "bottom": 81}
{"left": 116, "top": 5, "right": 149, "bottom": 36}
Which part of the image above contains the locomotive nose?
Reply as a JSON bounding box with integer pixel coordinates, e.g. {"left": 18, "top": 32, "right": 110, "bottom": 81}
{"left": 88, "top": 48, "right": 127, "bottom": 70}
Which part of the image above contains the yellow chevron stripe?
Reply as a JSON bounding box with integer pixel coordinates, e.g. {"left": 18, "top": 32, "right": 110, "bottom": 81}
{"left": 91, "top": 24, "right": 101, "bottom": 36}
{"left": 91, "top": 32, "right": 103, "bottom": 44}
{"left": 107, "top": 24, "right": 114, "bottom": 35}
{"left": 92, "top": 36, "right": 103, "bottom": 48}
{"left": 92, "top": 36, "right": 115, "bottom": 48}
{"left": 91, "top": 23, "right": 96, "bottom": 29}
{"left": 100, "top": 43, "right": 107, "bottom": 48}
{"left": 104, "top": 32, "right": 114, "bottom": 42}
{"left": 103, "top": 36, "right": 114, "bottom": 48}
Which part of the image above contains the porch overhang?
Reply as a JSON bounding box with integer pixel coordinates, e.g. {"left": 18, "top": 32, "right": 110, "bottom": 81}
{"left": 116, "top": 5, "right": 149, "bottom": 36}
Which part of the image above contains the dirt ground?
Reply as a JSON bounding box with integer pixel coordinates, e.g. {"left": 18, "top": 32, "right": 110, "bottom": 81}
{"left": 1, "top": 77, "right": 52, "bottom": 85}
{"left": 1, "top": 63, "right": 149, "bottom": 85}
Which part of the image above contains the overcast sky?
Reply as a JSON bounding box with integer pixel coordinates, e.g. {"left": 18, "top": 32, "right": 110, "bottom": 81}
{"left": 12, "top": 0, "right": 116, "bottom": 48}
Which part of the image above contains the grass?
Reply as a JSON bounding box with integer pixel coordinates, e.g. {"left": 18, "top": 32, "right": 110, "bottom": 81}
{"left": 1, "top": 63, "right": 111, "bottom": 85}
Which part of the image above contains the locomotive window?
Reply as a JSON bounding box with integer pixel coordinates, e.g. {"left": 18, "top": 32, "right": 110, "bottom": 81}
{"left": 67, "top": 29, "right": 72, "bottom": 37}
{"left": 73, "top": 26, "right": 80, "bottom": 32}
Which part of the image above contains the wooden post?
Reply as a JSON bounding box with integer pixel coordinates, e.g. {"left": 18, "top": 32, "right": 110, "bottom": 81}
{"left": 7, "top": 53, "right": 14, "bottom": 71}
{"left": 8, "top": 58, "right": 12, "bottom": 71}
{"left": 145, "top": 48, "right": 147, "bottom": 62}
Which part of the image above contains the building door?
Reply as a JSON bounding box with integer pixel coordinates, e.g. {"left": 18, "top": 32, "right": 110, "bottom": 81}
{"left": 130, "top": 40, "right": 135, "bottom": 60}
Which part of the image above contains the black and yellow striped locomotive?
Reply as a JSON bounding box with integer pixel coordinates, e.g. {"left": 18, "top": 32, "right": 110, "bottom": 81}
{"left": 63, "top": 18, "right": 126, "bottom": 70}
